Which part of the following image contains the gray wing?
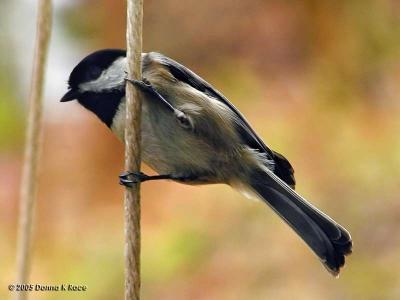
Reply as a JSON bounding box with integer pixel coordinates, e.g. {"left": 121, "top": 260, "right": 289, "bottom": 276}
{"left": 152, "top": 52, "right": 296, "bottom": 188}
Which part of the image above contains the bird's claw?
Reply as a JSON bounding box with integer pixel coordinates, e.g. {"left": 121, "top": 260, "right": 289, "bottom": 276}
{"left": 119, "top": 171, "right": 149, "bottom": 187}
{"left": 125, "top": 77, "right": 177, "bottom": 113}
{"left": 125, "top": 78, "right": 153, "bottom": 93}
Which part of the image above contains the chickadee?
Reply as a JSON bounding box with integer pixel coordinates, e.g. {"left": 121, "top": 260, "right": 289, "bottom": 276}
{"left": 61, "top": 49, "right": 352, "bottom": 275}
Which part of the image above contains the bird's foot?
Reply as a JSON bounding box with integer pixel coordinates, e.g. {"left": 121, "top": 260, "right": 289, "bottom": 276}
{"left": 125, "top": 78, "right": 156, "bottom": 94}
{"left": 119, "top": 171, "right": 150, "bottom": 187}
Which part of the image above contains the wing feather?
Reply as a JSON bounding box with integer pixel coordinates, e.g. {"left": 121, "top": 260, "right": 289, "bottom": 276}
{"left": 149, "top": 52, "right": 296, "bottom": 188}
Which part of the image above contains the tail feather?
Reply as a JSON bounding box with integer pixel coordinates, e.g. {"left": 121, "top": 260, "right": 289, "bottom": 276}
{"left": 248, "top": 168, "right": 352, "bottom": 276}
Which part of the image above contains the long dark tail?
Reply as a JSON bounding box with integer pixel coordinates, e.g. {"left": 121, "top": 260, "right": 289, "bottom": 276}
{"left": 248, "top": 168, "right": 352, "bottom": 276}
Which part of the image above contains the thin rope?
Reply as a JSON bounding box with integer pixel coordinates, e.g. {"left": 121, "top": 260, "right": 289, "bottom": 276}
{"left": 124, "top": 0, "right": 144, "bottom": 299}
{"left": 15, "top": 1, "right": 52, "bottom": 300}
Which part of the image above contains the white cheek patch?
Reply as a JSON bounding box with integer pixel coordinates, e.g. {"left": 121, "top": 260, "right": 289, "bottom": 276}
{"left": 80, "top": 57, "right": 127, "bottom": 92}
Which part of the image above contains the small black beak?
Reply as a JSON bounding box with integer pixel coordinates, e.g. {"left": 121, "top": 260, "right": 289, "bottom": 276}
{"left": 60, "top": 89, "right": 80, "bottom": 102}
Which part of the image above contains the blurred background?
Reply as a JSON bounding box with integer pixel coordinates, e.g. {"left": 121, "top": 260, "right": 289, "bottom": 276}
{"left": 1, "top": 0, "right": 400, "bottom": 299}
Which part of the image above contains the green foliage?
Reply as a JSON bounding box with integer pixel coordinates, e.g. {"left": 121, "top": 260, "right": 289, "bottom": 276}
{"left": 143, "top": 225, "right": 211, "bottom": 283}
{"left": 0, "top": 87, "right": 24, "bottom": 152}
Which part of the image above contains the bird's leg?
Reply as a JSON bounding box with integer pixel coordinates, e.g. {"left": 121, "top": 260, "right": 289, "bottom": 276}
{"left": 119, "top": 172, "right": 171, "bottom": 187}
{"left": 125, "top": 78, "right": 192, "bottom": 129}
{"left": 119, "top": 171, "right": 197, "bottom": 187}
{"left": 125, "top": 78, "right": 176, "bottom": 112}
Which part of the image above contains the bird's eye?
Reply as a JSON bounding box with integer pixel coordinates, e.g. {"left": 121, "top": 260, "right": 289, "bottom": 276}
{"left": 88, "top": 66, "right": 102, "bottom": 80}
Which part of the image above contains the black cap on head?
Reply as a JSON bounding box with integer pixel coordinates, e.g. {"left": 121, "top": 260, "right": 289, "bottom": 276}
{"left": 60, "top": 49, "right": 128, "bottom": 127}
{"left": 61, "top": 49, "right": 126, "bottom": 102}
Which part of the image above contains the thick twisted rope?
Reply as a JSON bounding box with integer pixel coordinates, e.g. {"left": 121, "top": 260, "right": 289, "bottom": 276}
{"left": 124, "top": 0, "right": 144, "bottom": 299}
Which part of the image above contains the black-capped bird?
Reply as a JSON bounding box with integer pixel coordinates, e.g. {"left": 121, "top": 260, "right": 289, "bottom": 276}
{"left": 61, "top": 49, "right": 352, "bottom": 276}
